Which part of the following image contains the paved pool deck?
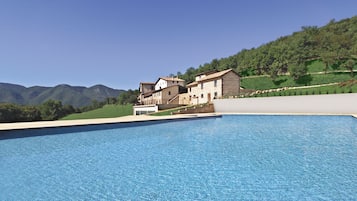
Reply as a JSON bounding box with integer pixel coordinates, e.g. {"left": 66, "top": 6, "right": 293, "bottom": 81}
{"left": 1, "top": 113, "right": 356, "bottom": 131}
{"left": 0, "top": 113, "right": 221, "bottom": 131}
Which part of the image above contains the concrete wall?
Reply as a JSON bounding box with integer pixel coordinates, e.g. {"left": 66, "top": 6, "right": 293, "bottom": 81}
{"left": 213, "top": 93, "right": 357, "bottom": 114}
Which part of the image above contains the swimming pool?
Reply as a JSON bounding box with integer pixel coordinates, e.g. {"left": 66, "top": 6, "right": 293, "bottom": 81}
{"left": 1, "top": 115, "right": 357, "bottom": 200}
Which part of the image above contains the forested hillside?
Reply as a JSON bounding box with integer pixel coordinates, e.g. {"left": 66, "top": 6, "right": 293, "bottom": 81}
{"left": 178, "top": 16, "right": 357, "bottom": 83}
{"left": 0, "top": 83, "right": 124, "bottom": 107}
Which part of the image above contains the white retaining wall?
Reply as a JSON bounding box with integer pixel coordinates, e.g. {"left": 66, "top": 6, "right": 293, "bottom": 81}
{"left": 133, "top": 105, "right": 158, "bottom": 115}
{"left": 213, "top": 93, "right": 357, "bottom": 114}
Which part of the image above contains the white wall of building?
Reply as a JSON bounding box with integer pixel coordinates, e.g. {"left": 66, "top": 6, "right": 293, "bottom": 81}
{"left": 195, "top": 74, "right": 206, "bottom": 81}
{"left": 213, "top": 93, "right": 357, "bottom": 114}
{"left": 155, "top": 79, "right": 168, "bottom": 90}
{"left": 188, "top": 79, "right": 223, "bottom": 104}
{"left": 188, "top": 85, "right": 199, "bottom": 105}
{"left": 155, "top": 78, "right": 185, "bottom": 91}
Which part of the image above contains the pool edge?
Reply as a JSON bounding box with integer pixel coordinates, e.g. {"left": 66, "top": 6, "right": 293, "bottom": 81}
{"left": 1, "top": 113, "right": 356, "bottom": 132}
{"left": 0, "top": 113, "right": 221, "bottom": 131}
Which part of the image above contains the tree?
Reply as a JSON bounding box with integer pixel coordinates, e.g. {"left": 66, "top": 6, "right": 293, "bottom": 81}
{"left": 39, "top": 99, "right": 65, "bottom": 120}
{"left": 341, "top": 59, "right": 356, "bottom": 77}
{"left": 211, "top": 59, "right": 220, "bottom": 70}
{"left": 62, "top": 104, "right": 76, "bottom": 115}
{"left": 0, "top": 104, "right": 22, "bottom": 123}
{"left": 118, "top": 90, "right": 139, "bottom": 105}
{"left": 289, "top": 63, "right": 308, "bottom": 81}
{"left": 320, "top": 51, "right": 337, "bottom": 73}
{"left": 106, "top": 97, "right": 118, "bottom": 105}
{"left": 0, "top": 104, "right": 41, "bottom": 123}
{"left": 180, "top": 67, "right": 196, "bottom": 83}
{"left": 21, "top": 106, "right": 42, "bottom": 122}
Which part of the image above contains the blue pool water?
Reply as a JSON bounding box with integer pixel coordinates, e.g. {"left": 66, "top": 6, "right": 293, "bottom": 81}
{"left": 1, "top": 115, "right": 357, "bottom": 200}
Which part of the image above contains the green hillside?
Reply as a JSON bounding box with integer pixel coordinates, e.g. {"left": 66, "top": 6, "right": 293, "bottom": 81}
{"left": 177, "top": 16, "right": 357, "bottom": 84}
{"left": 241, "top": 60, "right": 357, "bottom": 90}
{"left": 62, "top": 104, "right": 132, "bottom": 120}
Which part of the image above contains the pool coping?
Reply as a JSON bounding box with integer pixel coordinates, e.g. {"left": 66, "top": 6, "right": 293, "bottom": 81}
{"left": 1, "top": 113, "right": 356, "bottom": 132}
{"left": 218, "top": 112, "right": 357, "bottom": 119}
{"left": 0, "top": 113, "right": 221, "bottom": 131}
{"left": 217, "top": 112, "right": 357, "bottom": 116}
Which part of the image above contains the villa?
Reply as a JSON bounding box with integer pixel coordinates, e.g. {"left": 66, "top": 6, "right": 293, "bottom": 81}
{"left": 134, "top": 69, "right": 241, "bottom": 115}
{"left": 134, "top": 77, "right": 188, "bottom": 115}
{"left": 138, "top": 77, "right": 186, "bottom": 105}
{"left": 187, "top": 69, "right": 240, "bottom": 104}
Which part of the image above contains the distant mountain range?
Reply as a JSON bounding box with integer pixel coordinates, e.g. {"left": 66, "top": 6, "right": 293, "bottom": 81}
{"left": 0, "top": 83, "right": 124, "bottom": 108}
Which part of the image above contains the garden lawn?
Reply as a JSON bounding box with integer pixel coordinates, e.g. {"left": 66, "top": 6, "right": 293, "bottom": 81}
{"left": 62, "top": 104, "right": 132, "bottom": 120}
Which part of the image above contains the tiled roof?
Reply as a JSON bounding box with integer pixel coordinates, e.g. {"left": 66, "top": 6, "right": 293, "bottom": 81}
{"left": 140, "top": 82, "right": 155, "bottom": 85}
{"left": 159, "top": 77, "right": 185, "bottom": 82}
{"left": 186, "top": 69, "right": 236, "bottom": 87}
{"left": 186, "top": 81, "right": 198, "bottom": 87}
{"left": 199, "top": 69, "right": 234, "bottom": 82}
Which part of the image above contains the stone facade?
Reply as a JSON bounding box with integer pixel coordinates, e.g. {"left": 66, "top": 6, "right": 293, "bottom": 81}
{"left": 138, "top": 82, "right": 155, "bottom": 104}
{"left": 137, "top": 69, "right": 240, "bottom": 107}
{"left": 222, "top": 71, "right": 240, "bottom": 97}
{"left": 138, "top": 80, "right": 187, "bottom": 105}
{"left": 187, "top": 69, "right": 240, "bottom": 104}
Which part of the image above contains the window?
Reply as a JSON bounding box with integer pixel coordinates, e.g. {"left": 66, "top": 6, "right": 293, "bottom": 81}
{"left": 214, "top": 80, "right": 217, "bottom": 87}
{"left": 189, "top": 87, "right": 191, "bottom": 92}
{"left": 201, "top": 94, "right": 204, "bottom": 98}
{"left": 168, "top": 91, "right": 171, "bottom": 95}
{"left": 214, "top": 92, "right": 218, "bottom": 98}
{"left": 201, "top": 83, "right": 203, "bottom": 89}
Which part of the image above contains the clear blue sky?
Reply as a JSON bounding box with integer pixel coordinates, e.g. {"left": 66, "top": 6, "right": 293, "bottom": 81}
{"left": 1, "top": 0, "right": 356, "bottom": 90}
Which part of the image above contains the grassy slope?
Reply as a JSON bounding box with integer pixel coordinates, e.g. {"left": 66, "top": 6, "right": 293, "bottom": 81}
{"left": 241, "top": 73, "right": 355, "bottom": 90}
{"left": 62, "top": 104, "right": 132, "bottom": 120}
{"left": 253, "top": 83, "right": 357, "bottom": 97}
{"left": 241, "top": 61, "right": 357, "bottom": 90}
